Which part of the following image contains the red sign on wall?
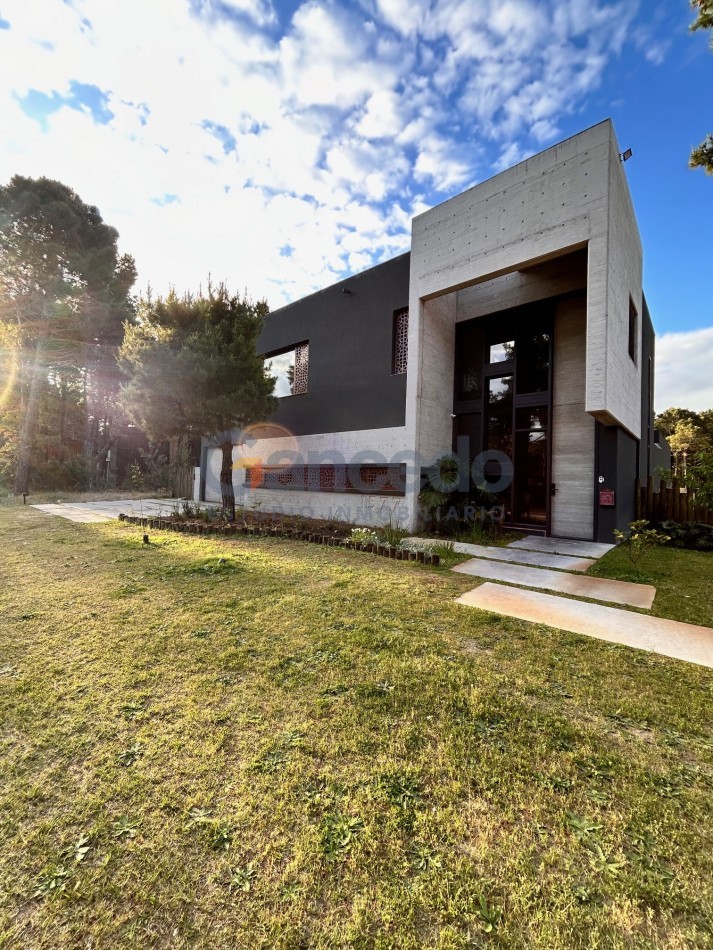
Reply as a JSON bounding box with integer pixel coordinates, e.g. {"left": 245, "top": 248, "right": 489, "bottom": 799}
{"left": 599, "top": 489, "right": 615, "bottom": 507}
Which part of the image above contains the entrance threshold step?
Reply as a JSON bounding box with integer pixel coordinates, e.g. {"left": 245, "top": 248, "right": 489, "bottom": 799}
{"left": 456, "top": 583, "right": 713, "bottom": 669}
{"left": 453, "top": 559, "right": 655, "bottom": 608}
{"left": 406, "top": 538, "right": 594, "bottom": 572}
{"left": 508, "top": 536, "right": 615, "bottom": 559}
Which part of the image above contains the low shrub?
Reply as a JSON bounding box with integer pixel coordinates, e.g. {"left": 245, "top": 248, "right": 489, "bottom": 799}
{"left": 656, "top": 520, "right": 713, "bottom": 552}
{"left": 613, "top": 520, "right": 670, "bottom": 564}
{"left": 30, "top": 457, "right": 89, "bottom": 491}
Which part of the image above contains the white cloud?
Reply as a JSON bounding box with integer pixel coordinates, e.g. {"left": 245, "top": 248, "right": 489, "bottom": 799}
{"left": 356, "top": 90, "right": 402, "bottom": 139}
{"left": 655, "top": 328, "right": 713, "bottom": 413}
{"left": 0, "top": 0, "right": 653, "bottom": 310}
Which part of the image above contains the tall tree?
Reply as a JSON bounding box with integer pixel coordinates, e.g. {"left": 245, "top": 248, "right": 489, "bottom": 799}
{"left": 0, "top": 176, "right": 136, "bottom": 492}
{"left": 118, "top": 286, "right": 277, "bottom": 520}
{"left": 656, "top": 406, "right": 713, "bottom": 481}
{"left": 690, "top": 0, "right": 713, "bottom": 174}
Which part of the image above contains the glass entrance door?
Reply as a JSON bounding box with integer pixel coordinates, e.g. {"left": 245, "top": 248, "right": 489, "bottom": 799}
{"left": 453, "top": 303, "right": 553, "bottom": 531}
{"left": 513, "top": 407, "right": 549, "bottom": 526}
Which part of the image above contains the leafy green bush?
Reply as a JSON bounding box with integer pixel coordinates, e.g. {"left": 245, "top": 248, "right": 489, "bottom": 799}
{"left": 656, "top": 520, "right": 713, "bottom": 552}
{"left": 419, "top": 454, "right": 499, "bottom": 535}
{"left": 613, "top": 520, "right": 670, "bottom": 564}
{"left": 30, "top": 457, "right": 89, "bottom": 491}
{"left": 139, "top": 447, "right": 172, "bottom": 492}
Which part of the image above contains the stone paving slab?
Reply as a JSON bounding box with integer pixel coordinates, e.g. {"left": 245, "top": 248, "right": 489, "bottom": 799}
{"left": 452, "top": 558, "right": 655, "bottom": 608}
{"left": 32, "top": 499, "right": 185, "bottom": 523}
{"left": 32, "top": 504, "right": 116, "bottom": 523}
{"left": 508, "top": 535, "right": 615, "bottom": 559}
{"left": 405, "top": 538, "right": 595, "bottom": 572}
{"left": 456, "top": 583, "right": 713, "bottom": 669}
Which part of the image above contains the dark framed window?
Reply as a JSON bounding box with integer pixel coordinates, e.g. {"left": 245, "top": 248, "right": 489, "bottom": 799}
{"left": 452, "top": 299, "right": 556, "bottom": 527}
{"left": 628, "top": 298, "right": 637, "bottom": 363}
{"left": 264, "top": 342, "right": 309, "bottom": 396}
{"left": 247, "top": 464, "right": 406, "bottom": 496}
{"left": 392, "top": 308, "right": 409, "bottom": 375}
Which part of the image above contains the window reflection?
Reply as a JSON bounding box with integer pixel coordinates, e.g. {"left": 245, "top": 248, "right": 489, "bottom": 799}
{"left": 489, "top": 340, "right": 515, "bottom": 363}
{"left": 265, "top": 343, "right": 309, "bottom": 397}
{"left": 456, "top": 322, "right": 482, "bottom": 400}
{"left": 486, "top": 375, "right": 513, "bottom": 454}
{"left": 266, "top": 350, "right": 295, "bottom": 397}
{"left": 515, "top": 407, "right": 548, "bottom": 430}
{"left": 516, "top": 331, "right": 550, "bottom": 393}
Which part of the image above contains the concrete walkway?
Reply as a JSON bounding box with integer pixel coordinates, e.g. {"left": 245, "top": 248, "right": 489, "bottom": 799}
{"left": 453, "top": 558, "right": 656, "bottom": 608}
{"left": 457, "top": 583, "right": 713, "bottom": 669}
{"left": 32, "top": 498, "right": 186, "bottom": 522}
{"left": 449, "top": 533, "right": 713, "bottom": 668}
{"left": 508, "top": 535, "right": 615, "bottom": 559}
{"left": 404, "top": 538, "right": 595, "bottom": 572}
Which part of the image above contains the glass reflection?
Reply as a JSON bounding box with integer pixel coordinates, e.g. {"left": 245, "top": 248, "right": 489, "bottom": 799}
{"left": 486, "top": 375, "right": 513, "bottom": 454}
{"left": 516, "top": 331, "right": 550, "bottom": 393}
{"left": 266, "top": 349, "right": 295, "bottom": 397}
{"left": 489, "top": 340, "right": 515, "bottom": 363}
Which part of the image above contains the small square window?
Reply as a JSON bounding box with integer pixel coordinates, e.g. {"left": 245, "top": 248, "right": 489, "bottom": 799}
{"left": 392, "top": 308, "right": 408, "bottom": 374}
{"left": 488, "top": 340, "right": 515, "bottom": 364}
{"left": 265, "top": 342, "right": 309, "bottom": 396}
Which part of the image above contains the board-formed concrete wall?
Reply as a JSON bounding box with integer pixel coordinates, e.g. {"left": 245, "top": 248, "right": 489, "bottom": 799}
{"left": 454, "top": 250, "right": 587, "bottom": 324}
{"left": 404, "top": 119, "right": 643, "bottom": 531}
{"left": 551, "top": 298, "right": 596, "bottom": 539}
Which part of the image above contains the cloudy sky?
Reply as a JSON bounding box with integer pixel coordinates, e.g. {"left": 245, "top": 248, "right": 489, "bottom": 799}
{"left": 1, "top": 0, "right": 711, "bottom": 410}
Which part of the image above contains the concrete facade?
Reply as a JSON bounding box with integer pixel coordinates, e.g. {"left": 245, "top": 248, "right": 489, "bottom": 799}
{"left": 200, "top": 120, "right": 659, "bottom": 541}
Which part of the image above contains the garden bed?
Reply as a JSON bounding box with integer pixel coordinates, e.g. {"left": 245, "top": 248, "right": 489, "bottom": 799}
{"left": 118, "top": 512, "right": 442, "bottom": 565}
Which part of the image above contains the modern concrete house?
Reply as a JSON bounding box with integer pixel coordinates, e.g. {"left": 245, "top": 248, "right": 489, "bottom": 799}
{"left": 200, "top": 120, "right": 663, "bottom": 542}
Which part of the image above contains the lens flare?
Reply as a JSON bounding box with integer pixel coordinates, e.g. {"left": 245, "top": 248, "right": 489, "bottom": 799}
{"left": 0, "top": 339, "right": 19, "bottom": 410}
{"left": 232, "top": 422, "right": 298, "bottom": 473}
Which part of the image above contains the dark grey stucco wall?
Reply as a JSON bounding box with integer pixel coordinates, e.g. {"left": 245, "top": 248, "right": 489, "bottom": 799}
{"left": 258, "top": 253, "right": 411, "bottom": 436}
{"left": 594, "top": 423, "right": 638, "bottom": 542}
{"left": 640, "top": 296, "right": 655, "bottom": 482}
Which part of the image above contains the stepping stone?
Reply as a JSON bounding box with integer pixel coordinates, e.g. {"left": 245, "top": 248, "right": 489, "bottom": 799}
{"left": 406, "top": 538, "right": 594, "bottom": 572}
{"left": 508, "top": 535, "right": 614, "bottom": 559}
{"left": 32, "top": 498, "right": 180, "bottom": 523}
{"left": 452, "top": 559, "right": 655, "bottom": 608}
{"left": 456, "top": 583, "right": 713, "bottom": 669}
{"left": 33, "top": 506, "right": 112, "bottom": 523}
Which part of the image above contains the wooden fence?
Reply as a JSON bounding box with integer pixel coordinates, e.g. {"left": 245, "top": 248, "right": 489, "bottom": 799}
{"left": 636, "top": 475, "right": 713, "bottom": 525}
{"left": 172, "top": 464, "right": 194, "bottom": 500}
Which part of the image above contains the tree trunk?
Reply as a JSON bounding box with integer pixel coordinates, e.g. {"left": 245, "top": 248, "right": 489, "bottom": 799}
{"left": 14, "top": 338, "right": 47, "bottom": 495}
{"left": 220, "top": 439, "right": 236, "bottom": 521}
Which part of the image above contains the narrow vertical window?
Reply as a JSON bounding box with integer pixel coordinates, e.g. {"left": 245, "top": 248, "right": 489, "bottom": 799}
{"left": 392, "top": 307, "right": 408, "bottom": 374}
{"left": 293, "top": 342, "right": 309, "bottom": 394}
{"left": 628, "top": 298, "right": 637, "bottom": 363}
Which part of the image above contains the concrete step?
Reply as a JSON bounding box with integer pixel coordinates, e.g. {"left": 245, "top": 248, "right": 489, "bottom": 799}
{"left": 405, "top": 538, "right": 595, "bottom": 572}
{"left": 508, "top": 535, "right": 615, "bottom": 559}
{"left": 456, "top": 583, "right": 713, "bottom": 669}
{"left": 453, "top": 559, "right": 655, "bottom": 609}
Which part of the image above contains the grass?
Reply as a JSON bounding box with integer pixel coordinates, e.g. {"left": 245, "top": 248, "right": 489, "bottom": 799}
{"left": 0, "top": 497, "right": 712, "bottom": 948}
{"left": 589, "top": 543, "right": 713, "bottom": 627}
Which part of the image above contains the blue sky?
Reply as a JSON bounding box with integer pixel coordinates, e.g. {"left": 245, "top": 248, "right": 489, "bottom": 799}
{"left": 0, "top": 0, "right": 711, "bottom": 409}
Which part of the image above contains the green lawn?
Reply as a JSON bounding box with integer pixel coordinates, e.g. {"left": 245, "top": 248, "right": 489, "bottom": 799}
{"left": 588, "top": 543, "right": 713, "bottom": 628}
{"left": 1, "top": 499, "right": 711, "bottom": 948}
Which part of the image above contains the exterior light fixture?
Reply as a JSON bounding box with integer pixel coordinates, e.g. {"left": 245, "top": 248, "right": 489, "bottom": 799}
{"left": 619, "top": 148, "right": 633, "bottom": 163}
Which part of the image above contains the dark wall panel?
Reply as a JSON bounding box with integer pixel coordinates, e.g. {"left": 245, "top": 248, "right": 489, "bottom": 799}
{"left": 258, "top": 254, "right": 411, "bottom": 436}
{"left": 595, "top": 423, "right": 638, "bottom": 542}
{"left": 640, "top": 296, "right": 655, "bottom": 481}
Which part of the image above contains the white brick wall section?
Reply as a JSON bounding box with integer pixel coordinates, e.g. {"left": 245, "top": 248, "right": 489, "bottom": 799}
{"left": 203, "top": 426, "right": 418, "bottom": 528}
